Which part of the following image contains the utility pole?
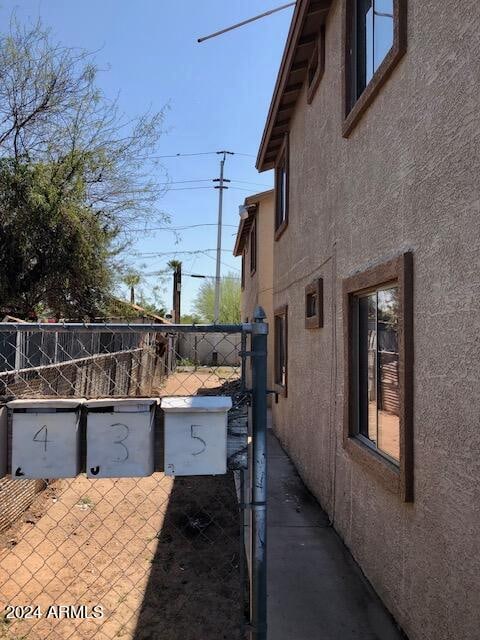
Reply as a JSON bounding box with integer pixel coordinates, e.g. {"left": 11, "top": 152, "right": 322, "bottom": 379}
{"left": 170, "top": 261, "right": 182, "bottom": 323}
{"left": 213, "top": 150, "right": 233, "bottom": 324}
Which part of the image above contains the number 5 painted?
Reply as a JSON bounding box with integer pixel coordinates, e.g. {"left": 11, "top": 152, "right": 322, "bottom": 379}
{"left": 190, "top": 425, "right": 207, "bottom": 456}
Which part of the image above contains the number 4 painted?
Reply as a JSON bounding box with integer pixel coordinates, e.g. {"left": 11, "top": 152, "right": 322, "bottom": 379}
{"left": 33, "top": 425, "right": 50, "bottom": 452}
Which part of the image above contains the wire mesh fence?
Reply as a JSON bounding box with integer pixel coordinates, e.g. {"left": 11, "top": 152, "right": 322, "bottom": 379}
{"left": 0, "top": 321, "right": 264, "bottom": 640}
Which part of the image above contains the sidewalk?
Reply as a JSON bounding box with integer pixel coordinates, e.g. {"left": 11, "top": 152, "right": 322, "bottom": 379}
{"left": 267, "top": 428, "right": 405, "bottom": 640}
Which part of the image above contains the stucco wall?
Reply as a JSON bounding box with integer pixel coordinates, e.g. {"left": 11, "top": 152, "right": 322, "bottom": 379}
{"left": 241, "top": 191, "right": 275, "bottom": 394}
{"left": 271, "top": 2, "right": 480, "bottom": 640}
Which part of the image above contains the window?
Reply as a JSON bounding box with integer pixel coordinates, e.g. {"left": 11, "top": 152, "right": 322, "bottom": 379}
{"left": 357, "top": 286, "right": 399, "bottom": 461}
{"left": 307, "top": 27, "right": 325, "bottom": 105}
{"left": 274, "top": 136, "right": 289, "bottom": 239}
{"left": 343, "top": 0, "right": 407, "bottom": 136}
{"left": 274, "top": 305, "right": 288, "bottom": 394}
{"left": 250, "top": 217, "right": 257, "bottom": 275}
{"left": 241, "top": 250, "right": 245, "bottom": 290}
{"left": 343, "top": 253, "right": 413, "bottom": 501}
{"left": 305, "top": 278, "right": 324, "bottom": 329}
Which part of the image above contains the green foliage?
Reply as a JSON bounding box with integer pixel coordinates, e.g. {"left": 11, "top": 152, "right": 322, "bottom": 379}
{"left": 181, "top": 313, "right": 203, "bottom": 324}
{"left": 0, "top": 159, "right": 114, "bottom": 318}
{"left": 192, "top": 274, "right": 241, "bottom": 324}
{"left": 0, "top": 18, "right": 169, "bottom": 319}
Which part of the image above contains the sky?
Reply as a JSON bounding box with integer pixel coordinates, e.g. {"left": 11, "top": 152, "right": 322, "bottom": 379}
{"left": 0, "top": 0, "right": 293, "bottom": 316}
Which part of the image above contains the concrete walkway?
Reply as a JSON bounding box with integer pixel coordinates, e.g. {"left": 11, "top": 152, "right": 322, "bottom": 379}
{"left": 267, "top": 429, "right": 406, "bottom": 640}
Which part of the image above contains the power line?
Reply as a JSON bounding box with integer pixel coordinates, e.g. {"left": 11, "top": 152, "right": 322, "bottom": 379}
{"left": 154, "top": 151, "right": 218, "bottom": 158}
{"left": 150, "top": 151, "right": 256, "bottom": 160}
{"left": 167, "top": 186, "right": 215, "bottom": 191}
{"left": 132, "top": 249, "right": 234, "bottom": 257}
{"left": 231, "top": 179, "right": 273, "bottom": 188}
{"left": 156, "top": 178, "right": 272, "bottom": 188}
{"left": 128, "top": 223, "right": 238, "bottom": 233}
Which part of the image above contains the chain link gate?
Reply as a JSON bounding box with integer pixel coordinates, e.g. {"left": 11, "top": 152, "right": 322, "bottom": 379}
{"left": 0, "top": 309, "right": 268, "bottom": 640}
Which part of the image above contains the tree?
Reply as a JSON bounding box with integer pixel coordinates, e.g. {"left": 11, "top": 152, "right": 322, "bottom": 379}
{"left": 192, "top": 274, "right": 241, "bottom": 324}
{"left": 0, "top": 18, "right": 169, "bottom": 318}
{"left": 0, "top": 158, "right": 114, "bottom": 318}
{"left": 181, "top": 313, "right": 203, "bottom": 324}
{"left": 122, "top": 271, "right": 142, "bottom": 304}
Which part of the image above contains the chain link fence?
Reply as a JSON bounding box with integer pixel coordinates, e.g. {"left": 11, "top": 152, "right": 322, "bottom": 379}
{"left": 0, "top": 320, "right": 268, "bottom": 640}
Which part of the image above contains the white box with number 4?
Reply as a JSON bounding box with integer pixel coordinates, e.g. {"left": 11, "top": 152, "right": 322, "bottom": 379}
{"left": 161, "top": 396, "right": 232, "bottom": 476}
{"left": 8, "top": 399, "right": 83, "bottom": 479}
{"left": 0, "top": 405, "right": 7, "bottom": 479}
{"left": 85, "top": 398, "right": 157, "bottom": 478}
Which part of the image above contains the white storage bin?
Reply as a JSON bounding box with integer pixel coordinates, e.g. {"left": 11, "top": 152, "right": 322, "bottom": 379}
{"left": 8, "top": 399, "right": 83, "bottom": 479}
{"left": 85, "top": 398, "right": 157, "bottom": 478}
{"left": 0, "top": 406, "right": 7, "bottom": 479}
{"left": 161, "top": 396, "right": 232, "bottom": 476}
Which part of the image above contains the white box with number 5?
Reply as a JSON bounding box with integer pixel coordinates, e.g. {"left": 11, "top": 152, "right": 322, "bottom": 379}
{"left": 8, "top": 399, "right": 83, "bottom": 479}
{"left": 161, "top": 396, "right": 232, "bottom": 476}
{"left": 85, "top": 398, "right": 157, "bottom": 478}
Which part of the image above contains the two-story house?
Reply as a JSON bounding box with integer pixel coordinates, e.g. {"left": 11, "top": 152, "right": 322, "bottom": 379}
{"left": 250, "top": 2, "right": 480, "bottom": 640}
{"left": 234, "top": 189, "right": 275, "bottom": 395}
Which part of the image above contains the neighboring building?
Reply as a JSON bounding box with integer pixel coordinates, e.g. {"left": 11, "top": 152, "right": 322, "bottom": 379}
{"left": 252, "top": 2, "right": 480, "bottom": 640}
{"left": 234, "top": 190, "right": 274, "bottom": 394}
{"left": 98, "top": 298, "right": 170, "bottom": 325}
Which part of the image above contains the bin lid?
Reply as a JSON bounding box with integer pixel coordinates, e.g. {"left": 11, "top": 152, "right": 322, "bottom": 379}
{"left": 161, "top": 396, "right": 232, "bottom": 413}
{"left": 84, "top": 398, "right": 158, "bottom": 409}
{"left": 7, "top": 398, "right": 84, "bottom": 409}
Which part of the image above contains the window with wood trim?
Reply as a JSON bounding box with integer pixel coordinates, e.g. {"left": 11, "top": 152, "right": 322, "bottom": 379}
{"left": 274, "top": 306, "right": 288, "bottom": 393}
{"left": 274, "top": 136, "right": 289, "bottom": 239}
{"left": 343, "top": 252, "right": 413, "bottom": 501}
{"left": 343, "top": 0, "right": 407, "bottom": 136}
{"left": 305, "top": 278, "right": 324, "bottom": 329}
{"left": 307, "top": 26, "right": 325, "bottom": 105}
{"left": 250, "top": 217, "right": 257, "bottom": 275}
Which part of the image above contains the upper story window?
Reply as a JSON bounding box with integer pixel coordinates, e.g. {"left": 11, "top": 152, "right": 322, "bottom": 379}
{"left": 343, "top": 0, "right": 407, "bottom": 136}
{"left": 305, "top": 278, "right": 324, "bottom": 329}
{"left": 343, "top": 253, "right": 413, "bottom": 501}
{"left": 307, "top": 26, "right": 325, "bottom": 105}
{"left": 274, "top": 135, "right": 289, "bottom": 240}
{"left": 250, "top": 217, "right": 257, "bottom": 275}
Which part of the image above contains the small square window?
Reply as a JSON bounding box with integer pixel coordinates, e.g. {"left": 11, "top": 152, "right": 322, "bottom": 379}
{"left": 305, "top": 278, "right": 324, "bottom": 329}
{"left": 274, "top": 136, "right": 289, "bottom": 240}
{"left": 343, "top": 252, "right": 413, "bottom": 501}
{"left": 343, "top": 0, "right": 407, "bottom": 136}
{"left": 307, "top": 27, "right": 325, "bottom": 105}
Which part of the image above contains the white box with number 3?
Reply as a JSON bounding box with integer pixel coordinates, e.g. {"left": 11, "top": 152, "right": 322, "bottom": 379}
{"left": 161, "top": 396, "right": 232, "bottom": 476}
{"left": 85, "top": 399, "right": 157, "bottom": 478}
{"left": 8, "top": 399, "right": 83, "bottom": 479}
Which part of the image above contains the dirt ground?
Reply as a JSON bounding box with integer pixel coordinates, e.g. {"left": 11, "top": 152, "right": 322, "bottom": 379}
{"left": 0, "top": 370, "right": 244, "bottom": 640}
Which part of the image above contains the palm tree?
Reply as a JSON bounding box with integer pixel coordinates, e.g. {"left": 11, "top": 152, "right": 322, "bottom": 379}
{"left": 123, "top": 272, "right": 141, "bottom": 305}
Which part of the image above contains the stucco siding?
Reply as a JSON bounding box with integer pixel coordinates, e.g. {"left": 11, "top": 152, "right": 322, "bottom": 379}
{"left": 270, "top": 2, "right": 480, "bottom": 639}
{"left": 241, "top": 192, "right": 275, "bottom": 394}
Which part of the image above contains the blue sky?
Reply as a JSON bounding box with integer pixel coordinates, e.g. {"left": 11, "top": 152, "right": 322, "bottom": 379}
{"left": 0, "top": 1, "right": 293, "bottom": 315}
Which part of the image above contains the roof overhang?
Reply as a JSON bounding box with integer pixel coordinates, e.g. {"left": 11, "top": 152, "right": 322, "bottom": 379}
{"left": 233, "top": 204, "right": 257, "bottom": 257}
{"left": 233, "top": 189, "right": 274, "bottom": 257}
{"left": 256, "top": 0, "right": 332, "bottom": 172}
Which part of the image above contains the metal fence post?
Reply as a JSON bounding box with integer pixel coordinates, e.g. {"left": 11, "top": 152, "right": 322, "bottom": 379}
{"left": 250, "top": 306, "right": 268, "bottom": 640}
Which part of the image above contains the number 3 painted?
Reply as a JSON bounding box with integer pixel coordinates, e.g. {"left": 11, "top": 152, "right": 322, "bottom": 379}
{"left": 110, "top": 423, "right": 129, "bottom": 463}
